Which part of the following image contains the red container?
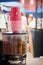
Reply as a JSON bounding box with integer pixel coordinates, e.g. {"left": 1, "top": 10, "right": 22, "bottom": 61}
{"left": 10, "top": 7, "right": 22, "bottom": 33}
{"left": 10, "top": 7, "right": 21, "bottom": 21}
{"left": 11, "top": 21, "right": 22, "bottom": 33}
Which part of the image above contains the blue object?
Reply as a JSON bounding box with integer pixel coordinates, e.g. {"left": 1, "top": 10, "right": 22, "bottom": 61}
{"left": 0, "top": 1, "right": 43, "bottom": 18}
{"left": 0, "top": 0, "right": 19, "bottom": 2}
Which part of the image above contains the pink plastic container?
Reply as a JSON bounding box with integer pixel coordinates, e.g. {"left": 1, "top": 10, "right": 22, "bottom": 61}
{"left": 10, "top": 7, "right": 22, "bottom": 33}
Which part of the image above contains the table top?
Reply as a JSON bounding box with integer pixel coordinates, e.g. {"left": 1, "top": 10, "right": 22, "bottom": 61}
{"left": 2, "top": 32, "right": 27, "bottom": 35}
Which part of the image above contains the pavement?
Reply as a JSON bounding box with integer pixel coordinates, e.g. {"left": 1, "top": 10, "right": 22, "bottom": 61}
{"left": 26, "top": 52, "right": 43, "bottom": 65}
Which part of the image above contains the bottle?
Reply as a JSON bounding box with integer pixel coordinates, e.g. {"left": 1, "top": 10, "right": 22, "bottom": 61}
{"left": 21, "top": 12, "right": 27, "bottom": 33}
